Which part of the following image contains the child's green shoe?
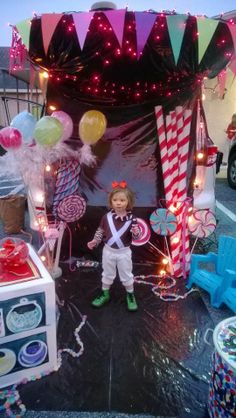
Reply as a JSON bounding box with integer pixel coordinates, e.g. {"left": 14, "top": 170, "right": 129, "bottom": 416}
{"left": 126, "top": 292, "right": 138, "bottom": 311}
{"left": 92, "top": 289, "right": 110, "bottom": 307}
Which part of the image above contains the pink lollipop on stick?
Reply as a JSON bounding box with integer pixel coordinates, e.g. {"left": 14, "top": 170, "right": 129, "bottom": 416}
{"left": 188, "top": 209, "right": 217, "bottom": 254}
{"left": 132, "top": 218, "right": 151, "bottom": 246}
{"left": 57, "top": 194, "right": 86, "bottom": 223}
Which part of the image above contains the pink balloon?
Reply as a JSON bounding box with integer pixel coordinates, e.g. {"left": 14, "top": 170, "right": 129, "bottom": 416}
{"left": 0, "top": 127, "right": 22, "bottom": 150}
{"left": 51, "top": 110, "right": 73, "bottom": 141}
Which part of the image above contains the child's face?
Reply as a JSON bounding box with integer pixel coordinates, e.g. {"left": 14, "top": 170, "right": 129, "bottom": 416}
{"left": 111, "top": 191, "right": 129, "bottom": 213}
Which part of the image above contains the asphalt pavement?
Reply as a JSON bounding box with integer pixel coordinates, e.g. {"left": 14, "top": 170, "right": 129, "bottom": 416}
{"left": 215, "top": 177, "right": 236, "bottom": 239}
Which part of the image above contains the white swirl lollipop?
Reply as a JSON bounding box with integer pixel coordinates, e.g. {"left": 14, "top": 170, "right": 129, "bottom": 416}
{"left": 188, "top": 209, "right": 216, "bottom": 238}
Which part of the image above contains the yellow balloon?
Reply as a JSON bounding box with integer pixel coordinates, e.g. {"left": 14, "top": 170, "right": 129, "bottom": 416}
{"left": 79, "top": 110, "right": 107, "bottom": 145}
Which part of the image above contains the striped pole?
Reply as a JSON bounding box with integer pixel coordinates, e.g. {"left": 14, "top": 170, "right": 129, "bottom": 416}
{"left": 155, "top": 106, "right": 172, "bottom": 202}
{"left": 179, "top": 110, "right": 192, "bottom": 276}
{"left": 155, "top": 106, "right": 192, "bottom": 278}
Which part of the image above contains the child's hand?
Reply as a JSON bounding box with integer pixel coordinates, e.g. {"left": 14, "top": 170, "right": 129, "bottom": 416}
{"left": 87, "top": 240, "right": 97, "bottom": 250}
{"left": 131, "top": 225, "right": 141, "bottom": 237}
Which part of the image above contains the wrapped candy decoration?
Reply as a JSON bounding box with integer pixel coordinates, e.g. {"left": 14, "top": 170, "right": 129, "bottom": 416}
{"left": 0, "top": 238, "right": 29, "bottom": 268}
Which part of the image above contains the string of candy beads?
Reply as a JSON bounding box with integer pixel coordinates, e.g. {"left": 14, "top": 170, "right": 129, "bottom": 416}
{"left": 134, "top": 274, "right": 197, "bottom": 301}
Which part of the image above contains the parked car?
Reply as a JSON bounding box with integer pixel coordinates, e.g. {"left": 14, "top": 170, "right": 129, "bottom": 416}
{"left": 227, "top": 136, "right": 236, "bottom": 189}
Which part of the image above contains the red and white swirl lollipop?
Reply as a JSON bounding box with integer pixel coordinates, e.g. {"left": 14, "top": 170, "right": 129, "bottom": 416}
{"left": 188, "top": 209, "right": 216, "bottom": 238}
{"left": 132, "top": 218, "right": 151, "bottom": 246}
{"left": 57, "top": 194, "right": 86, "bottom": 223}
{"left": 150, "top": 208, "right": 177, "bottom": 236}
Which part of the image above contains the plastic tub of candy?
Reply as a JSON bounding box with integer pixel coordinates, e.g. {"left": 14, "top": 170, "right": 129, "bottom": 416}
{"left": 208, "top": 316, "right": 236, "bottom": 417}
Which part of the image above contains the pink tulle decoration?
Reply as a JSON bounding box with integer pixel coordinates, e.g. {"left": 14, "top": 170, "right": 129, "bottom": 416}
{"left": 0, "top": 127, "right": 22, "bottom": 150}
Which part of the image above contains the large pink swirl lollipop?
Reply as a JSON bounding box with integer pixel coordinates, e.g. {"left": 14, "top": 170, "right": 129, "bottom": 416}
{"left": 57, "top": 194, "right": 86, "bottom": 223}
{"left": 150, "top": 208, "right": 177, "bottom": 236}
{"left": 132, "top": 218, "right": 151, "bottom": 246}
{"left": 188, "top": 209, "right": 216, "bottom": 238}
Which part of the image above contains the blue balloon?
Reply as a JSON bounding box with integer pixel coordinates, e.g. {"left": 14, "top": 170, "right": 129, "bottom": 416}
{"left": 10, "top": 111, "right": 37, "bottom": 144}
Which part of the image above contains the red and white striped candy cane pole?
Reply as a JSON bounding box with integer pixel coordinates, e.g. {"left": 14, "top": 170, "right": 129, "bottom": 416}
{"left": 167, "top": 106, "right": 185, "bottom": 277}
{"left": 169, "top": 110, "right": 184, "bottom": 276}
{"left": 155, "top": 106, "right": 175, "bottom": 275}
{"left": 170, "top": 111, "right": 179, "bottom": 199}
{"left": 177, "top": 109, "right": 192, "bottom": 202}
{"left": 166, "top": 114, "right": 173, "bottom": 176}
{"left": 155, "top": 106, "right": 181, "bottom": 276}
{"left": 177, "top": 109, "right": 192, "bottom": 278}
{"left": 155, "top": 106, "right": 172, "bottom": 203}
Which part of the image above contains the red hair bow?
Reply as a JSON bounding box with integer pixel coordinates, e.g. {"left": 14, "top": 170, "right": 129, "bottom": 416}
{"left": 112, "top": 180, "right": 127, "bottom": 189}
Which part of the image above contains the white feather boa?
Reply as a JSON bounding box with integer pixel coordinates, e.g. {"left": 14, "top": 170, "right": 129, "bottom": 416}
{"left": 0, "top": 142, "right": 96, "bottom": 182}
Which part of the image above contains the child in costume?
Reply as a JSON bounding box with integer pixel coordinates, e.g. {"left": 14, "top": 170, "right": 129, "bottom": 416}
{"left": 224, "top": 113, "right": 236, "bottom": 163}
{"left": 226, "top": 113, "right": 236, "bottom": 140}
{"left": 87, "top": 181, "right": 141, "bottom": 311}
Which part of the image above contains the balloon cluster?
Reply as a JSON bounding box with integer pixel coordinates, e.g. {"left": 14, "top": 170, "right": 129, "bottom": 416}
{"left": 0, "top": 109, "right": 107, "bottom": 150}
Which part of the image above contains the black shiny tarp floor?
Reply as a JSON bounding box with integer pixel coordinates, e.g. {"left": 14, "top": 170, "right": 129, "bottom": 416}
{"left": 18, "top": 262, "right": 232, "bottom": 418}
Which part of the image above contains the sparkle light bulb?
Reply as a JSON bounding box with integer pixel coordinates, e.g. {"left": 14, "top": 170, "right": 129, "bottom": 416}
{"left": 45, "top": 165, "right": 51, "bottom": 172}
{"left": 197, "top": 152, "right": 204, "bottom": 160}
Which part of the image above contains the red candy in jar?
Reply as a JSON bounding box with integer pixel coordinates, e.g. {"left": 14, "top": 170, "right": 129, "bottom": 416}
{"left": 0, "top": 238, "right": 29, "bottom": 267}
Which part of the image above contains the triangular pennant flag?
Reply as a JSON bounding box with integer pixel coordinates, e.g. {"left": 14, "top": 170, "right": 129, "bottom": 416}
{"left": 103, "top": 9, "right": 126, "bottom": 48}
{"left": 15, "top": 19, "right": 31, "bottom": 50}
{"left": 135, "top": 12, "right": 157, "bottom": 59}
{"left": 227, "top": 23, "right": 236, "bottom": 56}
{"left": 197, "top": 17, "right": 219, "bottom": 64}
{"left": 217, "top": 69, "right": 227, "bottom": 99}
{"left": 73, "top": 12, "right": 94, "bottom": 50}
{"left": 41, "top": 14, "right": 63, "bottom": 55}
{"left": 166, "top": 15, "right": 187, "bottom": 65}
{"left": 229, "top": 56, "right": 236, "bottom": 76}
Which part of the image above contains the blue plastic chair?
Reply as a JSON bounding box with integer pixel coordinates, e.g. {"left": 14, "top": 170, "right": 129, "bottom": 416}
{"left": 186, "top": 235, "right": 236, "bottom": 308}
{"left": 219, "top": 286, "right": 236, "bottom": 313}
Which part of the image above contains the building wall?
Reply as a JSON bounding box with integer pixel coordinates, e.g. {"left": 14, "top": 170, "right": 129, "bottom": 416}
{"left": 203, "top": 70, "right": 236, "bottom": 162}
{"left": 0, "top": 91, "right": 43, "bottom": 127}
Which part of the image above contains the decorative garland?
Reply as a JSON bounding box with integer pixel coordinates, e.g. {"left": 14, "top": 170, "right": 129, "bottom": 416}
{"left": 0, "top": 316, "right": 87, "bottom": 417}
{"left": 134, "top": 274, "right": 197, "bottom": 301}
{"left": 57, "top": 315, "right": 86, "bottom": 369}
{"left": 0, "top": 389, "right": 26, "bottom": 417}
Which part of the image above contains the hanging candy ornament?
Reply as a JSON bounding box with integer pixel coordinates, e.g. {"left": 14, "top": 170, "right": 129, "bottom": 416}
{"left": 57, "top": 194, "right": 86, "bottom": 223}
{"left": 79, "top": 110, "right": 107, "bottom": 145}
{"left": 34, "top": 116, "right": 63, "bottom": 147}
{"left": 0, "top": 127, "right": 22, "bottom": 150}
{"left": 10, "top": 110, "right": 37, "bottom": 144}
{"left": 132, "top": 218, "right": 151, "bottom": 246}
{"left": 150, "top": 208, "right": 177, "bottom": 236}
{"left": 188, "top": 209, "right": 216, "bottom": 238}
{"left": 51, "top": 110, "right": 73, "bottom": 141}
